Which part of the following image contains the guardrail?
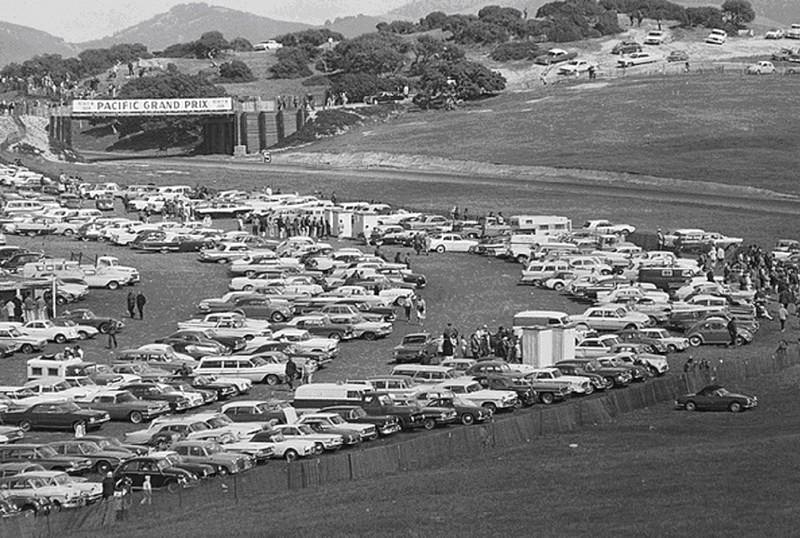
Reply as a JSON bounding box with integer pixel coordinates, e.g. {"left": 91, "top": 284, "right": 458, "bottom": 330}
{"left": 4, "top": 345, "right": 796, "bottom": 536}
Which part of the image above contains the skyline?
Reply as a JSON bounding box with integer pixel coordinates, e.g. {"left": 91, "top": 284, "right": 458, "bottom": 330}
{"left": 1, "top": 0, "right": 404, "bottom": 43}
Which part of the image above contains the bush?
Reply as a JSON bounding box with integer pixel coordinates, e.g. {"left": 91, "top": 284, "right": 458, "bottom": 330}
{"left": 229, "top": 37, "right": 253, "bottom": 52}
{"left": 490, "top": 41, "right": 540, "bottom": 61}
{"left": 269, "top": 47, "right": 312, "bottom": 79}
{"left": 218, "top": 60, "right": 255, "bottom": 82}
{"left": 685, "top": 6, "right": 724, "bottom": 28}
{"left": 275, "top": 29, "right": 344, "bottom": 48}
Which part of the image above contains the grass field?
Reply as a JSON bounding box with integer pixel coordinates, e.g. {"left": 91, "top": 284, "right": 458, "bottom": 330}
{"left": 106, "top": 366, "right": 800, "bottom": 537}
{"left": 301, "top": 73, "right": 800, "bottom": 197}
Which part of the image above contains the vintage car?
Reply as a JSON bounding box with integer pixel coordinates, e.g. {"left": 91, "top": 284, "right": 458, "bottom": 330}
{"left": 675, "top": 384, "right": 757, "bottom": 412}
{"left": 271, "top": 328, "right": 339, "bottom": 359}
{"left": 298, "top": 412, "right": 378, "bottom": 442}
{"left": 639, "top": 328, "right": 689, "bottom": 352}
{"left": 51, "top": 319, "right": 99, "bottom": 340}
{"left": 686, "top": 316, "right": 754, "bottom": 347}
{"left": 0, "top": 326, "right": 47, "bottom": 354}
{"left": 0, "top": 444, "right": 93, "bottom": 474}
{"left": 557, "top": 59, "right": 598, "bottom": 75}
{"left": 80, "top": 390, "right": 171, "bottom": 424}
{"left": 13, "top": 320, "right": 80, "bottom": 344}
{"left": 0, "top": 471, "right": 98, "bottom": 509}
{"left": 568, "top": 307, "right": 652, "bottom": 332}
{"left": 556, "top": 358, "right": 632, "bottom": 388}
{"left": 320, "top": 406, "right": 402, "bottom": 437}
{"left": 270, "top": 424, "right": 344, "bottom": 452}
{"left": 197, "top": 242, "right": 254, "bottom": 263}
{"left": 172, "top": 440, "right": 254, "bottom": 475}
{"left": 113, "top": 455, "right": 199, "bottom": 490}
{"left": 0, "top": 402, "right": 109, "bottom": 432}
{"left": 234, "top": 429, "right": 317, "bottom": 461}
{"left": 611, "top": 40, "right": 642, "bottom": 54}
{"left": 45, "top": 440, "right": 133, "bottom": 474}
{"left": 410, "top": 390, "right": 492, "bottom": 426}
{"left": 472, "top": 374, "right": 539, "bottom": 406}
{"left": 527, "top": 367, "right": 593, "bottom": 395}
{"left": 434, "top": 379, "right": 518, "bottom": 413}
{"left": 393, "top": 333, "right": 440, "bottom": 364}
{"left": 617, "top": 52, "right": 658, "bottom": 67}
{"left": 667, "top": 49, "right": 689, "bottom": 62}
{"left": 58, "top": 309, "right": 124, "bottom": 334}
{"left": 533, "top": 48, "right": 577, "bottom": 65}
{"left": 428, "top": 233, "right": 480, "bottom": 253}
{"left": 154, "top": 332, "right": 228, "bottom": 358}
{"left": 121, "top": 383, "right": 197, "bottom": 412}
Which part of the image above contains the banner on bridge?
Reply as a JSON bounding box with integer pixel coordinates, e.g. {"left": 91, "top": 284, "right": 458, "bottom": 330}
{"left": 71, "top": 97, "right": 234, "bottom": 116}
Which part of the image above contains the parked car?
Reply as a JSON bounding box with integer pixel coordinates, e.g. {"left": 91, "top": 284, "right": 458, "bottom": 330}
{"left": 533, "top": 48, "right": 577, "bottom": 65}
{"left": 675, "top": 384, "right": 757, "bottom": 412}
{"left": 617, "top": 52, "right": 658, "bottom": 67}
{"left": 45, "top": 440, "right": 132, "bottom": 474}
{"left": 172, "top": 440, "right": 254, "bottom": 475}
{"left": 558, "top": 59, "right": 598, "bottom": 75}
{"left": 643, "top": 30, "right": 667, "bottom": 45}
{"left": 80, "top": 390, "right": 171, "bottom": 424}
{"left": 393, "top": 333, "right": 440, "bottom": 364}
{"left": 747, "top": 61, "right": 776, "bottom": 74}
{"left": 0, "top": 444, "right": 93, "bottom": 474}
{"left": 611, "top": 41, "right": 642, "bottom": 54}
{"left": 0, "top": 402, "right": 109, "bottom": 432}
{"left": 666, "top": 50, "right": 689, "bottom": 62}
{"left": 705, "top": 28, "right": 727, "bottom": 45}
{"left": 428, "top": 234, "right": 479, "bottom": 253}
{"left": 58, "top": 309, "right": 123, "bottom": 334}
{"left": 113, "top": 455, "right": 198, "bottom": 490}
{"left": 320, "top": 406, "right": 402, "bottom": 437}
{"left": 765, "top": 28, "right": 785, "bottom": 39}
{"left": 686, "top": 316, "right": 753, "bottom": 346}
{"left": 568, "top": 306, "right": 651, "bottom": 332}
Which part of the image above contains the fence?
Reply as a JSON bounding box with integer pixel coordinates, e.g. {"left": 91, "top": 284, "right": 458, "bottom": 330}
{"left": 5, "top": 346, "right": 798, "bottom": 536}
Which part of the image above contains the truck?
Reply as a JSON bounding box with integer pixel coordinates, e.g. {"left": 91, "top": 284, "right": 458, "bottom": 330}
{"left": 359, "top": 392, "right": 427, "bottom": 431}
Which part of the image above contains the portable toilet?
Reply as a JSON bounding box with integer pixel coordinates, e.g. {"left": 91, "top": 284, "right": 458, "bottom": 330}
{"left": 337, "top": 211, "right": 354, "bottom": 239}
{"left": 353, "top": 212, "right": 381, "bottom": 241}
{"left": 551, "top": 327, "right": 576, "bottom": 363}
{"left": 520, "top": 327, "right": 554, "bottom": 368}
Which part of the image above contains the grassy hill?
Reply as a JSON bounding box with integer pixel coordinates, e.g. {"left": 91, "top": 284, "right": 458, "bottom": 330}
{"left": 0, "top": 21, "right": 77, "bottom": 66}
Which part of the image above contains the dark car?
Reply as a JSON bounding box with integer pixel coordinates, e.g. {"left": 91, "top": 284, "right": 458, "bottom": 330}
{"left": 472, "top": 374, "right": 537, "bottom": 407}
{"left": 95, "top": 197, "right": 114, "bottom": 211}
{"left": 0, "top": 489, "right": 52, "bottom": 517}
{"left": 556, "top": 358, "right": 632, "bottom": 388}
{"left": 667, "top": 50, "right": 689, "bottom": 62}
{"left": 121, "top": 383, "right": 194, "bottom": 412}
{"left": 113, "top": 455, "right": 199, "bottom": 490}
{"left": 321, "top": 406, "right": 402, "bottom": 437}
{"left": 411, "top": 391, "right": 491, "bottom": 426}
{"left": 139, "top": 234, "right": 210, "bottom": 253}
{"left": 171, "top": 375, "right": 239, "bottom": 400}
{"left": 533, "top": 49, "right": 578, "bottom": 65}
{"left": 80, "top": 390, "right": 171, "bottom": 424}
{"left": 222, "top": 400, "right": 289, "bottom": 424}
{"left": 58, "top": 309, "right": 124, "bottom": 334}
{"left": 393, "top": 333, "right": 440, "bottom": 364}
{"left": 1, "top": 252, "right": 43, "bottom": 271}
{"left": 79, "top": 436, "right": 149, "bottom": 456}
{"left": 114, "top": 347, "right": 198, "bottom": 373}
{"left": 241, "top": 343, "right": 330, "bottom": 367}
{"left": 611, "top": 41, "right": 642, "bottom": 54}
{"left": 360, "top": 393, "right": 426, "bottom": 431}
{"left": 553, "top": 363, "right": 611, "bottom": 391}
{"left": 363, "top": 91, "right": 405, "bottom": 104}
{"left": 0, "top": 402, "right": 109, "bottom": 432}
{"left": 155, "top": 332, "right": 230, "bottom": 357}
{"left": 675, "top": 384, "right": 757, "bottom": 412}
{"left": 617, "top": 329, "right": 668, "bottom": 354}
{"left": 46, "top": 440, "right": 133, "bottom": 474}
{"left": 0, "top": 444, "right": 93, "bottom": 474}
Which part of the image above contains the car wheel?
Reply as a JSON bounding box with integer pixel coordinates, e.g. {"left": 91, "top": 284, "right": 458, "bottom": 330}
{"left": 516, "top": 254, "right": 528, "bottom": 264}
{"left": 72, "top": 420, "right": 86, "bottom": 432}
{"left": 217, "top": 466, "right": 228, "bottom": 477}
{"left": 20, "top": 344, "right": 33, "bottom": 354}
{"left": 270, "top": 312, "right": 286, "bottom": 323}
{"left": 284, "top": 449, "right": 298, "bottom": 462}
{"left": 513, "top": 398, "right": 523, "bottom": 409}
{"left": 63, "top": 229, "right": 74, "bottom": 236}
{"left": 328, "top": 332, "right": 342, "bottom": 340}
{"left": 584, "top": 384, "right": 595, "bottom": 395}
{"left": 540, "top": 392, "right": 554, "bottom": 405}
{"left": 667, "top": 344, "right": 678, "bottom": 353}
{"left": 735, "top": 335, "right": 747, "bottom": 346}
{"left": 624, "top": 323, "right": 637, "bottom": 331}
{"left": 362, "top": 331, "right": 376, "bottom": 341}
{"left": 166, "top": 480, "right": 180, "bottom": 493}
{"left": 54, "top": 334, "right": 67, "bottom": 344}
{"left": 461, "top": 413, "right": 475, "bottom": 426}
{"left": 648, "top": 366, "right": 659, "bottom": 377}
{"left": 243, "top": 285, "right": 254, "bottom": 291}
{"left": 553, "top": 282, "right": 565, "bottom": 291}
{"left": 56, "top": 296, "right": 67, "bottom": 306}
{"left": 314, "top": 442, "right": 326, "bottom": 453}
{"left": 18, "top": 420, "right": 31, "bottom": 432}
{"left": 129, "top": 411, "right": 144, "bottom": 424}
{"left": 99, "top": 323, "right": 111, "bottom": 334}
{"left": 78, "top": 331, "right": 89, "bottom": 340}
{"left": 52, "top": 500, "right": 62, "bottom": 512}
{"left": 95, "top": 460, "right": 112, "bottom": 474}
{"left": 106, "top": 280, "right": 120, "bottom": 290}
{"left": 435, "top": 245, "right": 445, "bottom": 253}
{"left": 482, "top": 402, "right": 497, "bottom": 414}
{"left": 422, "top": 418, "right": 436, "bottom": 430}
{"left": 685, "top": 401, "right": 697, "bottom": 411}
{"left": 264, "top": 374, "right": 280, "bottom": 386}
{"left": 688, "top": 335, "right": 703, "bottom": 347}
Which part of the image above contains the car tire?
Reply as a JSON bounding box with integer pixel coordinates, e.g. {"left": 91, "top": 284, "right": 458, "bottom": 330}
{"left": 18, "top": 420, "right": 31, "bottom": 432}
{"left": 553, "top": 282, "right": 565, "bottom": 291}
{"left": 314, "top": 442, "right": 326, "bottom": 453}
{"left": 435, "top": 245, "right": 445, "bottom": 253}
{"left": 284, "top": 449, "right": 298, "bottom": 462}
{"left": 217, "top": 466, "right": 228, "bottom": 477}
{"left": 540, "top": 393, "right": 554, "bottom": 405}
{"left": 20, "top": 344, "right": 33, "bottom": 354}
{"left": 129, "top": 411, "right": 144, "bottom": 424}
{"left": 624, "top": 324, "right": 637, "bottom": 331}
{"left": 482, "top": 402, "right": 497, "bottom": 414}
{"left": 99, "top": 323, "right": 111, "bottom": 334}
{"left": 735, "top": 335, "right": 747, "bottom": 346}
{"left": 328, "top": 332, "right": 342, "bottom": 340}
{"left": 264, "top": 374, "right": 280, "bottom": 386}
{"left": 56, "top": 296, "right": 67, "bottom": 306}
{"left": 270, "top": 312, "right": 286, "bottom": 323}
{"left": 72, "top": 421, "right": 86, "bottom": 432}
{"left": 63, "top": 229, "right": 74, "bottom": 236}
{"left": 584, "top": 384, "right": 594, "bottom": 395}
{"left": 461, "top": 413, "right": 475, "bottom": 426}
{"left": 688, "top": 335, "right": 703, "bottom": 347}
{"left": 362, "top": 331, "right": 376, "bottom": 341}
{"left": 422, "top": 418, "right": 436, "bottom": 430}
{"left": 106, "top": 281, "right": 120, "bottom": 290}
{"left": 54, "top": 334, "right": 67, "bottom": 344}
{"left": 166, "top": 480, "right": 180, "bottom": 493}
{"left": 95, "top": 461, "right": 112, "bottom": 474}
{"left": 516, "top": 254, "right": 528, "bottom": 264}
{"left": 685, "top": 401, "right": 697, "bottom": 411}
{"left": 648, "top": 366, "right": 659, "bottom": 377}
{"left": 243, "top": 285, "right": 254, "bottom": 291}
{"left": 667, "top": 344, "right": 678, "bottom": 353}
{"left": 78, "top": 331, "right": 89, "bottom": 340}
{"left": 729, "top": 402, "right": 743, "bottom": 413}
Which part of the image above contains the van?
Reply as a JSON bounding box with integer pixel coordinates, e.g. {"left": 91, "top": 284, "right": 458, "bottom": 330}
{"left": 27, "top": 355, "right": 86, "bottom": 380}
{"left": 389, "top": 365, "right": 458, "bottom": 385}
{"left": 194, "top": 356, "right": 285, "bottom": 384}
{"left": 292, "top": 383, "right": 373, "bottom": 410}
{"left": 3, "top": 200, "right": 44, "bottom": 215}
{"left": 20, "top": 259, "right": 83, "bottom": 279}
{"left": 519, "top": 260, "right": 570, "bottom": 284}
{"left": 363, "top": 376, "right": 418, "bottom": 398}
{"left": 638, "top": 267, "right": 695, "bottom": 292}
{"left": 532, "top": 243, "right": 581, "bottom": 260}
{"left": 513, "top": 310, "right": 571, "bottom": 329}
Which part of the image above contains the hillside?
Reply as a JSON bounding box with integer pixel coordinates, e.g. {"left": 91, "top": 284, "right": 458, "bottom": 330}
{"left": 77, "top": 3, "right": 311, "bottom": 51}
{"left": 324, "top": 15, "right": 388, "bottom": 38}
{"left": 0, "top": 21, "right": 76, "bottom": 66}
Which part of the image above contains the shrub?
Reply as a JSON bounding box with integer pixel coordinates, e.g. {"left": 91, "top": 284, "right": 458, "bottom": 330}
{"left": 269, "top": 47, "right": 312, "bottom": 79}
{"left": 218, "top": 60, "right": 255, "bottom": 82}
{"left": 490, "top": 41, "right": 540, "bottom": 61}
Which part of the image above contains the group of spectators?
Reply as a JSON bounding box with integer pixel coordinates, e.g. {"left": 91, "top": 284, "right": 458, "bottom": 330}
{"left": 0, "top": 294, "right": 49, "bottom": 322}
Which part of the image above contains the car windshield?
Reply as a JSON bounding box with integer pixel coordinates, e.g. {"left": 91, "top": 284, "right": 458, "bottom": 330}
{"left": 7, "top": 328, "right": 22, "bottom": 337}
{"left": 297, "top": 425, "right": 315, "bottom": 435}
{"left": 37, "top": 446, "right": 58, "bottom": 457}
{"left": 49, "top": 474, "right": 70, "bottom": 486}
{"left": 188, "top": 422, "right": 211, "bottom": 432}
{"left": 160, "top": 455, "right": 179, "bottom": 467}
{"left": 549, "top": 370, "right": 563, "bottom": 378}
{"left": 464, "top": 384, "right": 481, "bottom": 394}
{"left": 206, "top": 416, "right": 232, "bottom": 428}
{"left": 403, "top": 336, "right": 426, "bottom": 345}
{"left": 328, "top": 415, "right": 345, "bottom": 425}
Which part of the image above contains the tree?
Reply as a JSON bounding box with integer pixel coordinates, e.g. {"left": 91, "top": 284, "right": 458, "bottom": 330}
{"left": 229, "top": 37, "right": 253, "bottom": 52}
{"left": 329, "top": 33, "right": 409, "bottom": 75}
{"left": 195, "top": 31, "right": 229, "bottom": 58}
{"left": 721, "top": 0, "right": 755, "bottom": 28}
{"left": 218, "top": 60, "right": 255, "bottom": 82}
{"left": 269, "top": 47, "right": 312, "bottom": 79}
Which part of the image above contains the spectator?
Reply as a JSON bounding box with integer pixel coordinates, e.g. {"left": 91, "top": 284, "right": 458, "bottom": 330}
{"left": 302, "top": 360, "right": 316, "bottom": 384}
{"left": 415, "top": 296, "right": 427, "bottom": 328}
{"left": 106, "top": 323, "right": 119, "bottom": 349}
{"left": 285, "top": 360, "right": 298, "bottom": 389}
{"left": 136, "top": 292, "right": 147, "bottom": 320}
{"left": 140, "top": 476, "right": 152, "bottom": 505}
{"left": 727, "top": 317, "right": 738, "bottom": 346}
{"left": 127, "top": 291, "right": 136, "bottom": 318}
{"left": 102, "top": 472, "right": 115, "bottom": 500}
{"left": 779, "top": 304, "right": 788, "bottom": 332}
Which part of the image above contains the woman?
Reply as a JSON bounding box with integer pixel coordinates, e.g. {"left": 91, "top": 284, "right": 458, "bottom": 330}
{"left": 415, "top": 297, "right": 427, "bottom": 328}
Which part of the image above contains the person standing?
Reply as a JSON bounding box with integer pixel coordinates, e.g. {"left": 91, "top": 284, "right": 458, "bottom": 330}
{"left": 727, "top": 317, "right": 738, "bottom": 346}
{"left": 35, "top": 295, "right": 47, "bottom": 320}
{"left": 442, "top": 323, "right": 455, "bottom": 358}
{"left": 23, "top": 295, "right": 36, "bottom": 321}
{"left": 778, "top": 304, "right": 788, "bottom": 332}
{"left": 126, "top": 291, "right": 136, "bottom": 318}
{"left": 102, "top": 472, "right": 115, "bottom": 501}
{"left": 136, "top": 292, "right": 146, "bottom": 320}
{"left": 402, "top": 297, "right": 413, "bottom": 322}
{"left": 140, "top": 476, "right": 152, "bottom": 505}
{"left": 106, "top": 323, "right": 119, "bottom": 349}
{"left": 301, "top": 360, "right": 316, "bottom": 385}
{"left": 285, "top": 359, "right": 298, "bottom": 390}
{"left": 415, "top": 296, "right": 427, "bottom": 327}
{"left": 4, "top": 300, "right": 13, "bottom": 322}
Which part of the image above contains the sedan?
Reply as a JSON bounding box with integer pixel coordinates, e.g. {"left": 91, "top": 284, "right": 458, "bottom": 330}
{"left": 686, "top": 317, "right": 753, "bottom": 347}
{"left": 617, "top": 52, "right": 658, "bottom": 68}
{"left": 675, "top": 384, "right": 757, "bottom": 412}
{"left": 0, "top": 402, "right": 109, "bottom": 432}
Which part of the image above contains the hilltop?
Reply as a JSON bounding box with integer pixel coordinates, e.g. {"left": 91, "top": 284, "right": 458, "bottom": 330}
{"left": 0, "top": 21, "right": 77, "bottom": 66}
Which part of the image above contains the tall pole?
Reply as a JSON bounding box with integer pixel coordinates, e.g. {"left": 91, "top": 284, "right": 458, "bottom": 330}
{"left": 51, "top": 277, "right": 57, "bottom": 319}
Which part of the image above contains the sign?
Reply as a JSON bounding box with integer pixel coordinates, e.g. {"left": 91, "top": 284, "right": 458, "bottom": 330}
{"left": 261, "top": 150, "right": 272, "bottom": 164}
{"left": 71, "top": 97, "right": 234, "bottom": 117}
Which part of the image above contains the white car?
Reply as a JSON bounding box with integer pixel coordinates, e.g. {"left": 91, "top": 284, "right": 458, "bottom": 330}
{"left": 297, "top": 412, "right": 378, "bottom": 441}
{"left": 575, "top": 335, "right": 621, "bottom": 358}
{"left": 429, "top": 234, "right": 479, "bottom": 253}
{"left": 746, "top": 61, "right": 775, "bottom": 74}
{"left": 434, "top": 379, "right": 518, "bottom": 412}
{"left": 582, "top": 220, "right": 636, "bottom": 235}
{"left": 639, "top": 328, "right": 689, "bottom": 352}
{"left": 706, "top": 28, "right": 727, "bottom": 45}
{"left": 528, "top": 367, "right": 593, "bottom": 394}
{"left": 271, "top": 328, "right": 339, "bottom": 358}
{"left": 557, "top": 59, "right": 598, "bottom": 75}
{"left": 13, "top": 320, "right": 80, "bottom": 344}
{"left": 271, "top": 423, "right": 343, "bottom": 452}
{"left": 617, "top": 52, "right": 658, "bottom": 67}
{"left": 568, "top": 306, "right": 652, "bottom": 332}
{"left": 765, "top": 29, "right": 784, "bottom": 39}
{"left": 23, "top": 377, "right": 103, "bottom": 403}
{"left": 643, "top": 31, "right": 666, "bottom": 45}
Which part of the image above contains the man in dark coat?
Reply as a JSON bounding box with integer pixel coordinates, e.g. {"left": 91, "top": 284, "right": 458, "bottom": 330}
{"left": 285, "top": 360, "right": 298, "bottom": 390}
{"left": 126, "top": 291, "right": 136, "bottom": 319}
{"left": 136, "top": 292, "right": 146, "bottom": 320}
